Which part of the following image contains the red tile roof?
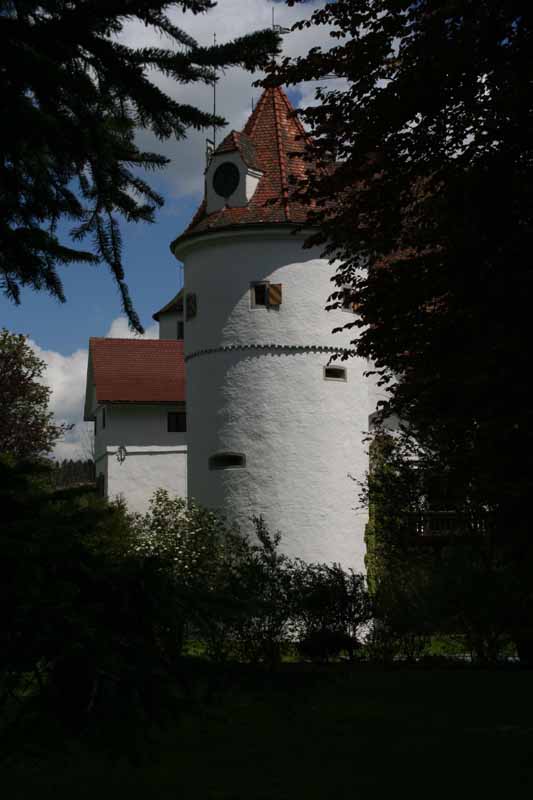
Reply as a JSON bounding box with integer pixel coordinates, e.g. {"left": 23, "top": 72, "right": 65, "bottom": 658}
{"left": 89, "top": 338, "right": 185, "bottom": 404}
{"left": 171, "top": 87, "right": 313, "bottom": 249}
{"left": 216, "top": 130, "right": 263, "bottom": 172}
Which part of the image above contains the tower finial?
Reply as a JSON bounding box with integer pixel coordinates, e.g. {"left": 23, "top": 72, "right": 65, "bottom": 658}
{"left": 271, "top": 3, "right": 290, "bottom": 65}
{"left": 212, "top": 32, "right": 217, "bottom": 149}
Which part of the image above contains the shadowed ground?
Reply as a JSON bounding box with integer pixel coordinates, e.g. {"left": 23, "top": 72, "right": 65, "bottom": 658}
{"left": 3, "top": 666, "right": 533, "bottom": 798}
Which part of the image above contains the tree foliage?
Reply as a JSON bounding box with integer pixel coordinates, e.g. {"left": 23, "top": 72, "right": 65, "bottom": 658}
{"left": 294, "top": 563, "right": 370, "bottom": 662}
{"left": 0, "top": 459, "right": 201, "bottom": 763}
{"left": 49, "top": 458, "right": 95, "bottom": 488}
{"left": 0, "top": 328, "right": 69, "bottom": 459}
{"left": 130, "top": 494, "right": 298, "bottom": 665}
{"left": 271, "top": 0, "right": 533, "bottom": 526}
{"left": 363, "top": 430, "right": 533, "bottom": 664}
{"left": 1, "top": 1, "right": 280, "bottom": 330}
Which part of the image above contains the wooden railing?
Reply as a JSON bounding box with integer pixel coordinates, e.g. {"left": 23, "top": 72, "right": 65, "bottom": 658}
{"left": 405, "top": 511, "right": 488, "bottom": 539}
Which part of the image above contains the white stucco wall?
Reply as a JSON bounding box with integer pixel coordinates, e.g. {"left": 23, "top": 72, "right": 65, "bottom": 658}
{"left": 94, "top": 403, "right": 187, "bottom": 513}
{"left": 187, "top": 349, "right": 369, "bottom": 570}
{"left": 179, "top": 229, "right": 375, "bottom": 571}
{"left": 102, "top": 445, "right": 187, "bottom": 514}
{"left": 94, "top": 403, "right": 186, "bottom": 454}
{"left": 180, "top": 229, "right": 357, "bottom": 355}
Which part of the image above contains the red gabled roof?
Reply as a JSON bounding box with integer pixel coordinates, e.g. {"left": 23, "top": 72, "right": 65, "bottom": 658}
{"left": 172, "top": 86, "right": 313, "bottom": 248}
{"left": 216, "top": 130, "right": 263, "bottom": 172}
{"left": 89, "top": 338, "right": 185, "bottom": 404}
{"left": 152, "top": 288, "right": 184, "bottom": 321}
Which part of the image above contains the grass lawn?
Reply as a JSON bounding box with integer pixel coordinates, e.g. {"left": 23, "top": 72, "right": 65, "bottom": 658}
{"left": 2, "top": 666, "right": 533, "bottom": 798}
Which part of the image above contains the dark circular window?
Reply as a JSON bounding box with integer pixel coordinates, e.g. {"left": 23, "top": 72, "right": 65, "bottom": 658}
{"left": 213, "top": 162, "right": 240, "bottom": 198}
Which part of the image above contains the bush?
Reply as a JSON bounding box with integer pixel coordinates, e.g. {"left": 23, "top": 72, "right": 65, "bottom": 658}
{"left": 0, "top": 459, "right": 188, "bottom": 754}
{"left": 293, "top": 563, "right": 371, "bottom": 662}
{"left": 229, "top": 517, "right": 297, "bottom": 666}
{"left": 130, "top": 496, "right": 370, "bottom": 668}
{"left": 130, "top": 491, "right": 252, "bottom": 663}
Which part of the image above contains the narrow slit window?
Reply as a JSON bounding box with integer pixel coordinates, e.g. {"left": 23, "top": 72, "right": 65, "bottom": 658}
{"left": 186, "top": 293, "right": 197, "bottom": 320}
{"left": 102, "top": 407, "right": 106, "bottom": 429}
{"left": 177, "top": 321, "right": 184, "bottom": 340}
{"left": 209, "top": 452, "right": 246, "bottom": 470}
{"left": 168, "top": 412, "right": 187, "bottom": 432}
{"left": 324, "top": 366, "right": 347, "bottom": 381}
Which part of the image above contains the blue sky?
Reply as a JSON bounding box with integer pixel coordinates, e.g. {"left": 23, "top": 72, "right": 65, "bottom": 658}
{"left": 1, "top": 0, "right": 339, "bottom": 458}
{"left": 0, "top": 85, "right": 305, "bottom": 355}
{"left": 0, "top": 194, "right": 198, "bottom": 353}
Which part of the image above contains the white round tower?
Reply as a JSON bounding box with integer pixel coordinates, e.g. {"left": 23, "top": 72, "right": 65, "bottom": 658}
{"left": 171, "top": 88, "right": 372, "bottom": 571}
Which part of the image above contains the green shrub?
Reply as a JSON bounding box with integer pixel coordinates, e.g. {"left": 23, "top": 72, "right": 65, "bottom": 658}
{"left": 292, "top": 563, "right": 370, "bottom": 662}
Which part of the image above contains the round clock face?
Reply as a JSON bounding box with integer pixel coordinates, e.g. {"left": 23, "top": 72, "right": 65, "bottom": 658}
{"left": 213, "top": 162, "right": 240, "bottom": 198}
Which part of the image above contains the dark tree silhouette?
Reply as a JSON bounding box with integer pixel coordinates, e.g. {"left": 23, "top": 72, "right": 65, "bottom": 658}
{"left": 269, "top": 0, "right": 533, "bottom": 534}
{"left": 0, "top": 1, "right": 280, "bottom": 330}
{"left": 0, "top": 328, "right": 69, "bottom": 459}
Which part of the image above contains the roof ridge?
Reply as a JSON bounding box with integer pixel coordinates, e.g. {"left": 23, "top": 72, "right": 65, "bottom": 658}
{"left": 277, "top": 86, "right": 309, "bottom": 143}
{"left": 272, "top": 88, "right": 290, "bottom": 220}
{"left": 153, "top": 288, "right": 184, "bottom": 321}
{"left": 244, "top": 86, "right": 273, "bottom": 138}
{"left": 90, "top": 337, "right": 183, "bottom": 345}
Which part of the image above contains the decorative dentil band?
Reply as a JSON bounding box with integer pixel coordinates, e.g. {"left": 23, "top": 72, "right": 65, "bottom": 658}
{"left": 185, "top": 343, "right": 357, "bottom": 362}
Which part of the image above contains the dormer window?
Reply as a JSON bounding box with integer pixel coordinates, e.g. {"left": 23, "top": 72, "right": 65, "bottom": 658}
{"left": 213, "top": 162, "right": 240, "bottom": 198}
{"left": 205, "top": 135, "right": 263, "bottom": 214}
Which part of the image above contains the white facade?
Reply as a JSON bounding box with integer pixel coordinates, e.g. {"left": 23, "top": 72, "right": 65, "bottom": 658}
{"left": 92, "top": 403, "right": 187, "bottom": 514}
{"left": 85, "top": 86, "right": 377, "bottom": 573}
{"left": 175, "top": 228, "right": 374, "bottom": 571}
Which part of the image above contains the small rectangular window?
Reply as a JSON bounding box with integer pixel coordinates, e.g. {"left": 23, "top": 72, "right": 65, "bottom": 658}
{"left": 251, "top": 282, "right": 282, "bottom": 308}
{"left": 177, "top": 321, "right": 184, "bottom": 340}
{"left": 168, "top": 412, "right": 187, "bottom": 432}
{"left": 102, "top": 407, "right": 106, "bottom": 429}
{"left": 252, "top": 283, "right": 268, "bottom": 306}
{"left": 324, "top": 366, "right": 347, "bottom": 381}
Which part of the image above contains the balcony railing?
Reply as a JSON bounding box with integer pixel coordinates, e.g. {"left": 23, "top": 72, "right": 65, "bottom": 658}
{"left": 405, "top": 511, "right": 488, "bottom": 539}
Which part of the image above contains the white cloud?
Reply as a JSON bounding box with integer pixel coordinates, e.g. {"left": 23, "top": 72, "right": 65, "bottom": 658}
{"left": 116, "top": 0, "right": 343, "bottom": 200}
{"left": 106, "top": 316, "right": 158, "bottom": 340}
{"left": 30, "top": 316, "right": 159, "bottom": 460}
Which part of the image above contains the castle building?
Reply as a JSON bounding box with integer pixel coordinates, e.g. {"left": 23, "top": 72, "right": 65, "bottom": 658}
{"left": 84, "top": 87, "right": 376, "bottom": 571}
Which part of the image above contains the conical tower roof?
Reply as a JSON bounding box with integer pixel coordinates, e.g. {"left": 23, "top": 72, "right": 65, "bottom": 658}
{"left": 171, "top": 87, "right": 313, "bottom": 249}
